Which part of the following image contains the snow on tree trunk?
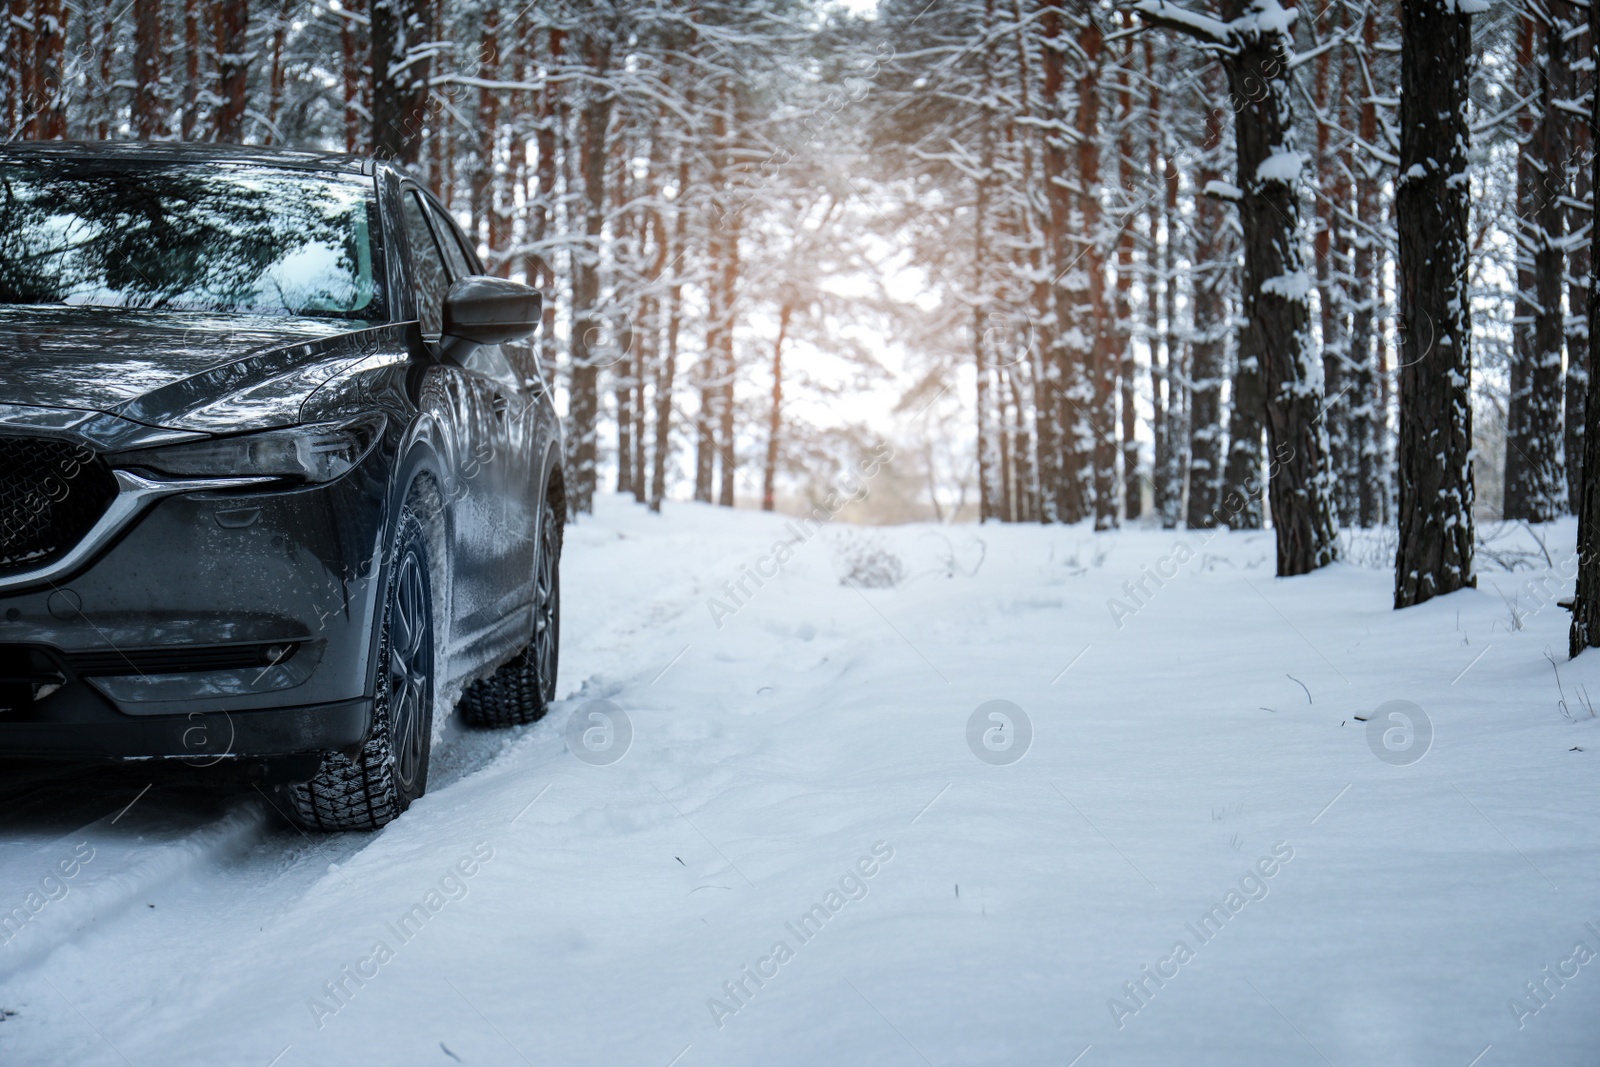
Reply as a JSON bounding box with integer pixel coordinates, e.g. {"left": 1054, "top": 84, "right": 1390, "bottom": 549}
{"left": 211, "top": 0, "right": 250, "bottom": 142}
{"left": 1220, "top": 0, "right": 1337, "bottom": 574}
{"left": 182, "top": 0, "right": 202, "bottom": 140}
{"left": 1313, "top": 8, "right": 1354, "bottom": 527}
{"left": 1571, "top": 0, "right": 1600, "bottom": 655}
{"left": 1223, "top": 300, "right": 1266, "bottom": 529}
{"left": 1115, "top": 38, "right": 1141, "bottom": 523}
{"left": 1187, "top": 69, "right": 1229, "bottom": 528}
{"left": 30, "top": 0, "right": 66, "bottom": 139}
{"left": 1564, "top": 13, "right": 1592, "bottom": 517}
{"left": 340, "top": 0, "right": 366, "bottom": 151}
{"left": 614, "top": 133, "right": 637, "bottom": 500}
{"left": 1079, "top": 18, "right": 1117, "bottom": 532}
{"left": 652, "top": 138, "right": 690, "bottom": 516}
{"left": 566, "top": 27, "right": 613, "bottom": 518}
{"left": 133, "top": 0, "right": 166, "bottom": 137}
{"left": 371, "top": 0, "right": 435, "bottom": 166}
{"left": 1034, "top": 0, "right": 1069, "bottom": 523}
{"left": 1348, "top": 0, "right": 1385, "bottom": 530}
{"left": 1136, "top": 0, "right": 1338, "bottom": 571}
{"left": 1157, "top": 113, "right": 1185, "bottom": 531}
{"left": 714, "top": 209, "right": 741, "bottom": 510}
{"left": 1394, "top": 0, "right": 1475, "bottom": 609}
{"left": 762, "top": 305, "right": 792, "bottom": 512}
{"left": 1504, "top": 11, "right": 1569, "bottom": 522}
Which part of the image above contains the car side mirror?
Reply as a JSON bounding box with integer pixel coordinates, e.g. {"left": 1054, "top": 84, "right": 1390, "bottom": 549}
{"left": 440, "top": 276, "right": 542, "bottom": 362}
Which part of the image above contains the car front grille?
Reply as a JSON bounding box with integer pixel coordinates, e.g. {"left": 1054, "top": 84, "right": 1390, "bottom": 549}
{"left": 0, "top": 436, "right": 119, "bottom": 578}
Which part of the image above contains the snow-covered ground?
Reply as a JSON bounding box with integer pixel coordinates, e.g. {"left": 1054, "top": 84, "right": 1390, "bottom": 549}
{"left": 3, "top": 497, "right": 1598, "bottom": 1066}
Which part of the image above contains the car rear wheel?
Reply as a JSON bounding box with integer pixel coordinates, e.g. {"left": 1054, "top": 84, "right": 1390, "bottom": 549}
{"left": 458, "top": 493, "right": 561, "bottom": 728}
{"left": 284, "top": 505, "right": 434, "bottom": 831}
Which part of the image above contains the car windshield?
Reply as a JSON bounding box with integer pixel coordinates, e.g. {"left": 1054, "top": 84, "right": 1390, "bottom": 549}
{"left": 0, "top": 160, "right": 382, "bottom": 319}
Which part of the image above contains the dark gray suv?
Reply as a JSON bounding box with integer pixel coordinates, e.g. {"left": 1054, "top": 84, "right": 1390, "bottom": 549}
{"left": 0, "top": 141, "right": 563, "bottom": 830}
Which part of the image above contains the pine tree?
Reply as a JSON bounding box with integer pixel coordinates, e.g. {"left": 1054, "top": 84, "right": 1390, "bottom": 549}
{"left": 1394, "top": 0, "right": 1475, "bottom": 609}
{"left": 1136, "top": 0, "right": 1338, "bottom": 574}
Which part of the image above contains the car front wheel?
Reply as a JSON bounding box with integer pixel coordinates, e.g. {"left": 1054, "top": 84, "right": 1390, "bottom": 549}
{"left": 284, "top": 503, "right": 435, "bottom": 831}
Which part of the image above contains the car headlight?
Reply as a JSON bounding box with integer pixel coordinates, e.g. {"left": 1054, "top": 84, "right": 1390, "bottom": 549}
{"left": 114, "top": 414, "right": 386, "bottom": 484}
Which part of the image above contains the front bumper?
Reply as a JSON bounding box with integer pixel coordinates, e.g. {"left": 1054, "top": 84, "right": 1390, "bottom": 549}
{"left": 0, "top": 454, "right": 390, "bottom": 761}
{"left": 0, "top": 696, "right": 371, "bottom": 761}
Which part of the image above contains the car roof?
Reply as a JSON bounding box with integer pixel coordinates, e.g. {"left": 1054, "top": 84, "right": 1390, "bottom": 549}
{"left": 0, "top": 140, "right": 381, "bottom": 177}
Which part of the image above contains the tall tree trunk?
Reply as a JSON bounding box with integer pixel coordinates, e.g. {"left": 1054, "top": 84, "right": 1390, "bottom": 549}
{"left": 633, "top": 126, "right": 666, "bottom": 506}
{"left": 1033, "top": 0, "right": 1062, "bottom": 523}
{"left": 1565, "top": 7, "right": 1591, "bottom": 516}
{"left": 1350, "top": 1, "right": 1384, "bottom": 529}
{"left": 471, "top": 10, "right": 501, "bottom": 258}
{"left": 31, "top": 0, "right": 66, "bottom": 139}
{"left": 1222, "top": 298, "right": 1265, "bottom": 529}
{"left": 134, "top": 0, "right": 166, "bottom": 138}
{"left": 974, "top": 0, "right": 1002, "bottom": 522}
{"left": 1223, "top": 2, "right": 1336, "bottom": 574}
{"left": 341, "top": 0, "right": 365, "bottom": 151}
{"left": 651, "top": 99, "right": 689, "bottom": 515}
{"left": 1136, "top": 0, "right": 1335, "bottom": 566}
{"left": 715, "top": 210, "right": 740, "bottom": 509}
{"left": 1394, "top": 0, "right": 1475, "bottom": 608}
{"left": 1188, "top": 72, "right": 1228, "bottom": 529}
{"left": 1569, "top": 0, "right": 1600, "bottom": 655}
{"left": 1313, "top": 5, "right": 1352, "bottom": 525}
{"left": 695, "top": 80, "right": 733, "bottom": 506}
{"left": 182, "top": 0, "right": 202, "bottom": 140}
{"left": 1117, "top": 43, "right": 1140, "bottom": 522}
{"left": 264, "top": 0, "right": 289, "bottom": 144}
{"left": 95, "top": 0, "right": 114, "bottom": 138}
{"left": 211, "top": 0, "right": 249, "bottom": 142}
{"left": 762, "top": 305, "right": 792, "bottom": 512}
{"left": 613, "top": 133, "right": 635, "bottom": 499}
{"left": 1079, "top": 17, "right": 1116, "bottom": 531}
{"left": 1505, "top": 10, "right": 1569, "bottom": 521}
{"left": 529, "top": 26, "right": 564, "bottom": 385}
{"left": 1158, "top": 111, "right": 1184, "bottom": 530}
{"left": 1007, "top": 362, "right": 1037, "bottom": 521}
{"left": 1145, "top": 45, "right": 1168, "bottom": 527}
{"left": 1, "top": 0, "right": 14, "bottom": 137}
{"left": 371, "top": 0, "right": 434, "bottom": 166}
{"left": 10, "top": 0, "right": 36, "bottom": 139}
{"left": 566, "top": 29, "right": 613, "bottom": 517}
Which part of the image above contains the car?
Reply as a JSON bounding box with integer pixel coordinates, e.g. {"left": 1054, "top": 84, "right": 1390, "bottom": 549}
{"left": 0, "top": 141, "right": 564, "bottom": 830}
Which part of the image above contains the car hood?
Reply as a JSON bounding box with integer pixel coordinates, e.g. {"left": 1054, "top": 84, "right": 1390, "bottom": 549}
{"left": 0, "top": 306, "right": 402, "bottom": 433}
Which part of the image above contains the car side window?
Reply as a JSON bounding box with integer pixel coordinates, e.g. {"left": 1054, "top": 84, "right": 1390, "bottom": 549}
{"left": 428, "top": 203, "right": 477, "bottom": 279}
{"left": 402, "top": 192, "right": 449, "bottom": 335}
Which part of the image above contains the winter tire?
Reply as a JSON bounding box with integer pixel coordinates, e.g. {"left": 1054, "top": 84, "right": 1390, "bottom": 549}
{"left": 283, "top": 504, "right": 435, "bottom": 831}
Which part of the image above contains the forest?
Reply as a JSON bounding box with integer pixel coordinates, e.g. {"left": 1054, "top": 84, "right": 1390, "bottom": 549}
{"left": 5, "top": 0, "right": 1600, "bottom": 632}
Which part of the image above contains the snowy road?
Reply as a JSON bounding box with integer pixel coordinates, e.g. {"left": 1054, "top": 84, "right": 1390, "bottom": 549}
{"left": 2, "top": 498, "right": 1598, "bottom": 1066}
